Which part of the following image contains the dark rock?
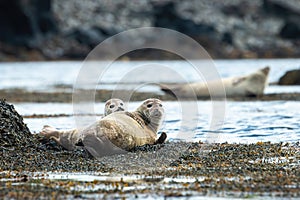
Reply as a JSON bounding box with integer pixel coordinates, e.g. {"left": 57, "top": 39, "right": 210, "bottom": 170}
{"left": 152, "top": 2, "right": 217, "bottom": 39}
{"left": 0, "top": 1, "right": 33, "bottom": 46}
{"left": 278, "top": 69, "right": 300, "bottom": 85}
{"left": 0, "top": 100, "right": 108, "bottom": 172}
{"left": 151, "top": 2, "right": 221, "bottom": 57}
{"left": 221, "top": 32, "right": 233, "bottom": 45}
{"left": 222, "top": 2, "right": 250, "bottom": 18}
{"left": 0, "top": 0, "right": 57, "bottom": 47}
{"left": 264, "top": 0, "right": 300, "bottom": 40}
{"left": 40, "top": 34, "right": 91, "bottom": 60}
{"left": 0, "top": 99, "right": 32, "bottom": 147}
{"left": 66, "top": 27, "right": 106, "bottom": 48}
{"left": 2, "top": 0, "right": 300, "bottom": 60}
{"left": 263, "top": 0, "right": 300, "bottom": 19}
{"left": 279, "top": 18, "right": 300, "bottom": 39}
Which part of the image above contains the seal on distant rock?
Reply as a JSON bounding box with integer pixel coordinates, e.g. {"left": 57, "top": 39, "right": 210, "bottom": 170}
{"left": 81, "top": 98, "right": 165, "bottom": 158}
{"left": 160, "top": 67, "right": 270, "bottom": 98}
{"left": 40, "top": 98, "right": 125, "bottom": 150}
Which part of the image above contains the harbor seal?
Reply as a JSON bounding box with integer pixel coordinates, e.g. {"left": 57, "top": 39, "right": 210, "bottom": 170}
{"left": 81, "top": 98, "right": 165, "bottom": 158}
{"left": 40, "top": 98, "right": 166, "bottom": 156}
{"left": 40, "top": 98, "right": 125, "bottom": 150}
{"left": 160, "top": 66, "right": 270, "bottom": 98}
{"left": 104, "top": 98, "right": 125, "bottom": 116}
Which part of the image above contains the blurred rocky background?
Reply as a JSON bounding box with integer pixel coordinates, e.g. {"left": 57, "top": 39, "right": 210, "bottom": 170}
{"left": 1, "top": 0, "right": 300, "bottom": 61}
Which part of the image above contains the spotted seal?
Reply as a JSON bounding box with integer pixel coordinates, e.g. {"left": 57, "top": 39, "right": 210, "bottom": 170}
{"left": 81, "top": 98, "right": 165, "bottom": 157}
{"left": 40, "top": 99, "right": 166, "bottom": 155}
{"left": 160, "top": 67, "right": 270, "bottom": 98}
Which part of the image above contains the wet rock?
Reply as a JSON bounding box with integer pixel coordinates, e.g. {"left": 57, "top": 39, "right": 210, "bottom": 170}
{"left": 0, "top": 100, "right": 108, "bottom": 172}
{"left": 278, "top": 69, "right": 300, "bottom": 85}
{"left": 130, "top": 143, "right": 165, "bottom": 152}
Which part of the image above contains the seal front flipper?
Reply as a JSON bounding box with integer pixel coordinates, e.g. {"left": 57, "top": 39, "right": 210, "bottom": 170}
{"left": 83, "top": 134, "right": 127, "bottom": 159}
{"left": 154, "top": 132, "right": 167, "bottom": 145}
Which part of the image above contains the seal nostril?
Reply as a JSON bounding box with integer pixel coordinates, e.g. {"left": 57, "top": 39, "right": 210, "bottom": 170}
{"left": 118, "top": 107, "right": 124, "bottom": 111}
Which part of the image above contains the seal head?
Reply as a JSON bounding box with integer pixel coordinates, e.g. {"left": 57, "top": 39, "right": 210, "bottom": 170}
{"left": 104, "top": 98, "right": 125, "bottom": 116}
{"left": 135, "top": 98, "right": 164, "bottom": 133}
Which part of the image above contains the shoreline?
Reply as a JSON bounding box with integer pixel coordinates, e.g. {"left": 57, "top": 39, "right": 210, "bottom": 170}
{"left": 1, "top": 95, "right": 299, "bottom": 199}
{"left": 2, "top": 89, "right": 300, "bottom": 103}
{"left": 1, "top": 140, "right": 299, "bottom": 199}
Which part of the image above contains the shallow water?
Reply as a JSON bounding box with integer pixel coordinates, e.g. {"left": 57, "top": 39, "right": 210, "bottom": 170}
{"left": 2, "top": 59, "right": 300, "bottom": 199}
{"left": 1, "top": 59, "right": 300, "bottom": 143}
{"left": 15, "top": 100, "right": 300, "bottom": 143}
{"left": 0, "top": 59, "right": 300, "bottom": 93}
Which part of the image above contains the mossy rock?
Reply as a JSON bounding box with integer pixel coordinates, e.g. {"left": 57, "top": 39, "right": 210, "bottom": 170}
{"left": 0, "top": 99, "right": 33, "bottom": 147}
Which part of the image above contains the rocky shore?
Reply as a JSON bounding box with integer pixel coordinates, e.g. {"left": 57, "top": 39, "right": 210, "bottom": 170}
{"left": 1, "top": 0, "right": 300, "bottom": 61}
{"left": 0, "top": 99, "right": 300, "bottom": 199}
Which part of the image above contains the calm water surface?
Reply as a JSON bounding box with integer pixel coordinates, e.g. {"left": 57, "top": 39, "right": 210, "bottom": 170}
{"left": 15, "top": 100, "right": 300, "bottom": 143}
{"left": 0, "top": 59, "right": 300, "bottom": 93}
{"left": 1, "top": 59, "right": 300, "bottom": 143}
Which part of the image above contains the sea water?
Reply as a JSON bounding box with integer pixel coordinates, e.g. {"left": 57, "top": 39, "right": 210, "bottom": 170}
{"left": 1, "top": 59, "right": 300, "bottom": 143}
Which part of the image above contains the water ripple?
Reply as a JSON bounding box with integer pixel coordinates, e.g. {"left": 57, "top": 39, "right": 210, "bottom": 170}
{"left": 16, "top": 101, "right": 300, "bottom": 144}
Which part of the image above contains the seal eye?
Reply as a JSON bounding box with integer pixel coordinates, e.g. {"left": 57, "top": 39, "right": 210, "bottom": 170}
{"left": 147, "top": 104, "right": 152, "bottom": 108}
{"left": 109, "top": 105, "right": 115, "bottom": 109}
{"left": 159, "top": 104, "right": 162, "bottom": 107}
{"left": 120, "top": 103, "right": 123, "bottom": 106}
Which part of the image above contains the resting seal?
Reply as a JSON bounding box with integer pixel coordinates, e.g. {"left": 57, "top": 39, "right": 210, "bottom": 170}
{"left": 104, "top": 98, "right": 125, "bottom": 116}
{"left": 81, "top": 98, "right": 165, "bottom": 157}
{"left": 40, "top": 98, "right": 125, "bottom": 150}
{"left": 40, "top": 99, "right": 166, "bottom": 156}
{"left": 160, "top": 67, "right": 270, "bottom": 98}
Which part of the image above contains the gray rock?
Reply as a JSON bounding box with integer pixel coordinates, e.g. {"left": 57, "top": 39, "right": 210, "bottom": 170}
{"left": 278, "top": 69, "right": 300, "bottom": 85}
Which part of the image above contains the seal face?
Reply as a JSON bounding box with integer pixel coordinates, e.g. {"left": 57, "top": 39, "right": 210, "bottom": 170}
{"left": 104, "top": 98, "right": 125, "bottom": 116}
{"left": 135, "top": 98, "right": 164, "bottom": 133}
{"left": 82, "top": 98, "right": 165, "bottom": 158}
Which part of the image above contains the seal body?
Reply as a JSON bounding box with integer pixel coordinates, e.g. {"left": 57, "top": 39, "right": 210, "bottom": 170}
{"left": 82, "top": 98, "right": 164, "bottom": 157}
{"left": 40, "top": 98, "right": 165, "bottom": 156}
{"left": 40, "top": 98, "right": 125, "bottom": 150}
{"left": 82, "top": 112, "right": 156, "bottom": 152}
{"left": 161, "top": 67, "right": 270, "bottom": 98}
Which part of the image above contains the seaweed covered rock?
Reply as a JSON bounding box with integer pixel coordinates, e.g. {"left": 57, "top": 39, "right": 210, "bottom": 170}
{"left": 0, "top": 100, "right": 107, "bottom": 172}
{"left": 0, "top": 99, "right": 33, "bottom": 147}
